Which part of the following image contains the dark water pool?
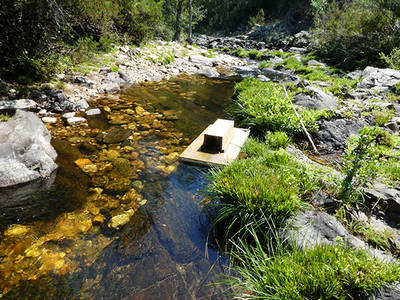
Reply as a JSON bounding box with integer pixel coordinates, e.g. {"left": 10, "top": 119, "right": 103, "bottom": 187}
{"left": 0, "top": 75, "right": 237, "bottom": 299}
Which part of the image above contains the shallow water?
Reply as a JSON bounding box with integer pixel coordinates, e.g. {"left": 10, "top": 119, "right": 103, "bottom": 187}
{"left": 0, "top": 75, "right": 237, "bottom": 299}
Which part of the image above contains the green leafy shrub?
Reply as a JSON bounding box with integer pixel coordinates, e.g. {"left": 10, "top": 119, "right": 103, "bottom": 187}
{"left": 340, "top": 126, "right": 397, "bottom": 201}
{"left": 223, "top": 241, "right": 400, "bottom": 299}
{"left": 230, "top": 78, "right": 319, "bottom": 137}
{"left": 380, "top": 48, "right": 400, "bottom": 70}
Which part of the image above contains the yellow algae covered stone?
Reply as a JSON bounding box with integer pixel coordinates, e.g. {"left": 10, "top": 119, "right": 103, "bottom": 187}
{"left": 4, "top": 224, "right": 31, "bottom": 238}
{"left": 74, "top": 158, "right": 93, "bottom": 169}
{"left": 108, "top": 209, "right": 135, "bottom": 230}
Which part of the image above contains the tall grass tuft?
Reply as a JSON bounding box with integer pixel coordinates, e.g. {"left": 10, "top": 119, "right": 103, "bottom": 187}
{"left": 207, "top": 139, "right": 338, "bottom": 249}
{"left": 220, "top": 233, "right": 400, "bottom": 299}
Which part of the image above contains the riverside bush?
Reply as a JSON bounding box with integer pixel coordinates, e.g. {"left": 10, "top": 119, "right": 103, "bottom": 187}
{"left": 230, "top": 78, "right": 319, "bottom": 137}
{"left": 312, "top": 0, "right": 400, "bottom": 67}
{"left": 223, "top": 241, "right": 400, "bottom": 299}
{"left": 340, "top": 126, "right": 398, "bottom": 201}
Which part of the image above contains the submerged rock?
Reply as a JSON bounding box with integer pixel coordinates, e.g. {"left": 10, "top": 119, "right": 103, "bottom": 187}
{"left": 0, "top": 110, "right": 57, "bottom": 187}
{"left": 108, "top": 209, "right": 135, "bottom": 230}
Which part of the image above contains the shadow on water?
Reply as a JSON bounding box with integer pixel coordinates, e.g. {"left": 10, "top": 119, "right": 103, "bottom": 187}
{"left": 1, "top": 75, "right": 237, "bottom": 299}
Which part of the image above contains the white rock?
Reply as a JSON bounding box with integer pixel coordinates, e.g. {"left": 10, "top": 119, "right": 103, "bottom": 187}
{"left": 42, "top": 117, "right": 57, "bottom": 124}
{"left": 67, "top": 117, "right": 86, "bottom": 125}
{"left": 38, "top": 109, "right": 47, "bottom": 116}
{"left": 62, "top": 112, "right": 75, "bottom": 119}
{"left": 0, "top": 99, "right": 37, "bottom": 111}
{"left": 85, "top": 108, "right": 101, "bottom": 116}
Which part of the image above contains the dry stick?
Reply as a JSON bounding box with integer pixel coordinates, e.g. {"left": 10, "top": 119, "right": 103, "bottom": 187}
{"left": 282, "top": 85, "right": 319, "bottom": 154}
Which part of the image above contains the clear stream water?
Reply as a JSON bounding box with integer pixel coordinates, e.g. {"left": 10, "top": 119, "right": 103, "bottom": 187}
{"left": 0, "top": 75, "right": 238, "bottom": 299}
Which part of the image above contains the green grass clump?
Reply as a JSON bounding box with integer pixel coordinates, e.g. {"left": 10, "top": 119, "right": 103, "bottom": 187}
{"left": 278, "top": 56, "right": 359, "bottom": 97}
{"left": 230, "top": 78, "right": 319, "bottom": 137}
{"left": 352, "top": 223, "right": 396, "bottom": 253}
{"left": 208, "top": 139, "right": 338, "bottom": 248}
{"left": 267, "top": 50, "right": 295, "bottom": 59}
{"left": 231, "top": 47, "right": 250, "bottom": 58}
{"left": 265, "top": 131, "right": 291, "bottom": 149}
{"left": 380, "top": 157, "right": 400, "bottom": 187}
{"left": 223, "top": 241, "right": 400, "bottom": 299}
{"left": 258, "top": 60, "right": 274, "bottom": 69}
{"left": 370, "top": 107, "right": 395, "bottom": 127}
{"left": 0, "top": 113, "right": 12, "bottom": 122}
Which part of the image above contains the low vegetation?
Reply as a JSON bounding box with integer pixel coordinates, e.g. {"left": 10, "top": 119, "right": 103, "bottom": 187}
{"left": 207, "top": 138, "right": 338, "bottom": 249}
{"left": 229, "top": 78, "right": 321, "bottom": 137}
{"left": 222, "top": 238, "right": 400, "bottom": 299}
{"left": 340, "top": 126, "right": 399, "bottom": 202}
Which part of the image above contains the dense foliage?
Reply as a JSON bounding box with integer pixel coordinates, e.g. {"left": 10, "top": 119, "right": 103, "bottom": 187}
{"left": 0, "top": 0, "right": 206, "bottom": 82}
{"left": 312, "top": 0, "right": 400, "bottom": 67}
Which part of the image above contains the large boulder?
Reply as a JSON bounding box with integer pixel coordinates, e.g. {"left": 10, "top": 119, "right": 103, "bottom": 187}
{"left": 365, "top": 284, "right": 400, "bottom": 300}
{"left": 0, "top": 99, "right": 37, "bottom": 112}
{"left": 283, "top": 210, "right": 392, "bottom": 262}
{"left": 316, "top": 118, "right": 369, "bottom": 151}
{"left": 358, "top": 67, "right": 400, "bottom": 91}
{"left": 0, "top": 110, "right": 57, "bottom": 187}
{"left": 294, "top": 86, "right": 338, "bottom": 110}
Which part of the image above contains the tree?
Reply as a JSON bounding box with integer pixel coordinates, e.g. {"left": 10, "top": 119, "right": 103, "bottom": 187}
{"left": 173, "top": 0, "right": 184, "bottom": 41}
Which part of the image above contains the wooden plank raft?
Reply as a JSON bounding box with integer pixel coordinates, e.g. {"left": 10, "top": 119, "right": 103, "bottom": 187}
{"left": 179, "top": 119, "right": 250, "bottom": 166}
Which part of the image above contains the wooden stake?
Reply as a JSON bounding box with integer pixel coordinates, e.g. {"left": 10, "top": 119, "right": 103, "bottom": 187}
{"left": 282, "top": 85, "right": 319, "bottom": 154}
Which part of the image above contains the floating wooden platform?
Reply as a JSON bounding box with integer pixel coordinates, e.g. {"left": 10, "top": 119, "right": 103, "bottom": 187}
{"left": 179, "top": 119, "right": 250, "bottom": 167}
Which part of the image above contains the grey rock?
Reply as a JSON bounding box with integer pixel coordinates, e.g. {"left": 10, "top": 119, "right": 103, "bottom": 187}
{"left": 257, "top": 74, "right": 270, "bottom": 82}
{"left": 189, "top": 55, "right": 214, "bottom": 67}
{"left": 347, "top": 70, "right": 363, "bottom": 80}
{"left": 102, "top": 81, "right": 120, "bottom": 94}
{"left": 67, "top": 117, "right": 86, "bottom": 125}
{"left": 365, "top": 284, "right": 400, "bottom": 300}
{"left": 283, "top": 210, "right": 392, "bottom": 262}
{"left": 294, "top": 86, "right": 337, "bottom": 110}
{"left": 312, "top": 191, "right": 341, "bottom": 209}
{"left": 363, "top": 184, "right": 400, "bottom": 223}
{"left": 75, "top": 76, "right": 94, "bottom": 88}
{"left": 0, "top": 110, "right": 57, "bottom": 187}
{"left": 0, "top": 99, "right": 37, "bottom": 111}
{"left": 386, "top": 121, "right": 398, "bottom": 132}
{"left": 269, "top": 56, "right": 284, "bottom": 64}
{"left": 195, "top": 67, "right": 220, "bottom": 78}
{"left": 235, "top": 65, "right": 260, "bottom": 77}
{"left": 43, "top": 90, "right": 75, "bottom": 112}
{"left": 307, "top": 60, "right": 327, "bottom": 67}
{"left": 41, "top": 117, "right": 57, "bottom": 124}
{"left": 358, "top": 67, "right": 400, "bottom": 89}
{"left": 118, "top": 70, "right": 132, "bottom": 83}
{"left": 75, "top": 99, "right": 89, "bottom": 111}
{"left": 316, "top": 118, "right": 369, "bottom": 151}
{"left": 261, "top": 68, "right": 299, "bottom": 84}
{"left": 86, "top": 108, "right": 101, "bottom": 116}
